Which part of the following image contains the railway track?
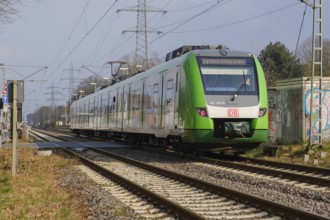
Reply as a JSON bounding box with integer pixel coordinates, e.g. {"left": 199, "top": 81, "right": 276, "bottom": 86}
{"left": 29, "top": 130, "right": 327, "bottom": 219}
{"left": 140, "top": 148, "right": 330, "bottom": 189}
{"left": 72, "top": 147, "right": 329, "bottom": 219}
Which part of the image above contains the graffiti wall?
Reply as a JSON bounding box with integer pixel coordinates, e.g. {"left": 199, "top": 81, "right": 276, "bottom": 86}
{"left": 268, "top": 77, "right": 330, "bottom": 144}
{"left": 304, "top": 79, "right": 330, "bottom": 142}
{"left": 268, "top": 89, "right": 277, "bottom": 142}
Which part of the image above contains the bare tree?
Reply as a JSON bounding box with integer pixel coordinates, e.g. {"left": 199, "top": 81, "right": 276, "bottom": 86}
{"left": 0, "top": 0, "right": 20, "bottom": 24}
{"left": 297, "top": 37, "right": 330, "bottom": 76}
{"left": 114, "top": 52, "right": 163, "bottom": 80}
{"left": 0, "top": 1, "right": 41, "bottom": 25}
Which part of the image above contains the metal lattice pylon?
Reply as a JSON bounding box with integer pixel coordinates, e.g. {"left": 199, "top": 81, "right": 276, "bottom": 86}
{"left": 117, "top": 0, "right": 166, "bottom": 70}
{"left": 308, "top": 0, "right": 323, "bottom": 147}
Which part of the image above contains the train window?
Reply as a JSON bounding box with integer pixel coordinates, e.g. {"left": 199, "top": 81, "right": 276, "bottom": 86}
{"left": 167, "top": 79, "right": 173, "bottom": 90}
{"left": 198, "top": 57, "right": 257, "bottom": 95}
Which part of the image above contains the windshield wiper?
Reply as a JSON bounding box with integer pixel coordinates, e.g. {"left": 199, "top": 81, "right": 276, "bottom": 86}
{"left": 230, "top": 71, "right": 246, "bottom": 101}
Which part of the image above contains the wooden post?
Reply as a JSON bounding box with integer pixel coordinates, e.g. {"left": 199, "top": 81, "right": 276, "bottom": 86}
{"left": 12, "top": 80, "right": 17, "bottom": 178}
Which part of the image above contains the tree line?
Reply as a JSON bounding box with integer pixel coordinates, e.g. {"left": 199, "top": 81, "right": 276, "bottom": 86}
{"left": 259, "top": 38, "right": 330, "bottom": 87}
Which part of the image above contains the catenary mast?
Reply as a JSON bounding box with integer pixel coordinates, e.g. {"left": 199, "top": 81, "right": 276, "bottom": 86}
{"left": 117, "top": 0, "right": 166, "bottom": 70}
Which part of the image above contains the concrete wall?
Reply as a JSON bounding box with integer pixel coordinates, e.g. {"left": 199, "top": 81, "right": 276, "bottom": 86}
{"left": 268, "top": 77, "right": 330, "bottom": 144}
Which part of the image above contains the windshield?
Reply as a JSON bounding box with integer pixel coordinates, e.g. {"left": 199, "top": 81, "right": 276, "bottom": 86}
{"left": 198, "top": 57, "right": 258, "bottom": 95}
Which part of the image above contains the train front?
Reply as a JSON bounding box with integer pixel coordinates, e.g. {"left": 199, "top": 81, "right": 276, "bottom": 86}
{"left": 182, "top": 48, "right": 268, "bottom": 153}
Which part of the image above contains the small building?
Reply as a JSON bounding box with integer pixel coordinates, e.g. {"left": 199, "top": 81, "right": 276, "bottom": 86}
{"left": 268, "top": 77, "right": 330, "bottom": 144}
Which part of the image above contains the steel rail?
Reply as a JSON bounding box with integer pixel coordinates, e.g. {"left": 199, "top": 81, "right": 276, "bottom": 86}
{"left": 231, "top": 155, "right": 330, "bottom": 176}
{"left": 144, "top": 148, "right": 330, "bottom": 188}
{"left": 90, "top": 147, "right": 329, "bottom": 220}
{"left": 62, "top": 147, "right": 206, "bottom": 220}
{"left": 197, "top": 154, "right": 330, "bottom": 187}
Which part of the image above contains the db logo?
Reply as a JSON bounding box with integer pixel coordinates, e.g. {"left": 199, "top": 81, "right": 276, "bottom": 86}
{"left": 227, "top": 109, "right": 239, "bottom": 118}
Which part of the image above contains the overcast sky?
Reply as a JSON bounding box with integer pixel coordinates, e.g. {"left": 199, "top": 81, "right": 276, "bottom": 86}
{"left": 0, "top": 0, "right": 329, "bottom": 118}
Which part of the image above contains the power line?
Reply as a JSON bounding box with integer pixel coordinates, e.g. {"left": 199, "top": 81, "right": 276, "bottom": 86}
{"left": 117, "top": 0, "right": 166, "bottom": 69}
{"left": 49, "top": 0, "right": 119, "bottom": 78}
{"left": 168, "top": 0, "right": 224, "bottom": 12}
{"left": 289, "top": 4, "right": 308, "bottom": 78}
{"left": 48, "top": 0, "right": 90, "bottom": 68}
{"left": 170, "top": 2, "right": 300, "bottom": 34}
{"left": 149, "top": 0, "right": 224, "bottom": 45}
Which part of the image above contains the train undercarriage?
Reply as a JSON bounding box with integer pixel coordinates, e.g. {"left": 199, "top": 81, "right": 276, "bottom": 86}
{"left": 71, "top": 127, "right": 260, "bottom": 155}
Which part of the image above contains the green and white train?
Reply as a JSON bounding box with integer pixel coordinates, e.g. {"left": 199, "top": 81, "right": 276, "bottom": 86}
{"left": 70, "top": 45, "right": 268, "bottom": 153}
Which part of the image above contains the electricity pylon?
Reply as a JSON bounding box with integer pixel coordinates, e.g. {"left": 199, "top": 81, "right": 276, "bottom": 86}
{"left": 117, "top": 0, "right": 166, "bottom": 70}
{"left": 301, "top": 0, "right": 323, "bottom": 148}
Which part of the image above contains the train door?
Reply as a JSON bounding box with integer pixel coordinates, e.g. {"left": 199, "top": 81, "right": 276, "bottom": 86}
{"left": 141, "top": 79, "right": 146, "bottom": 127}
{"left": 107, "top": 92, "right": 110, "bottom": 128}
{"left": 109, "top": 90, "right": 115, "bottom": 128}
{"left": 159, "top": 71, "right": 168, "bottom": 129}
{"left": 164, "top": 69, "right": 176, "bottom": 129}
{"left": 99, "top": 94, "right": 103, "bottom": 129}
{"left": 117, "top": 87, "right": 123, "bottom": 130}
{"left": 88, "top": 99, "right": 92, "bottom": 129}
{"left": 174, "top": 66, "right": 181, "bottom": 129}
{"left": 165, "top": 77, "right": 175, "bottom": 129}
{"left": 152, "top": 82, "right": 159, "bottom": 129}
{"left": 94, "top": 95, "right": 99, "bottom": 130}
{"left": 79, "top": 101, "right": 82, "bottom": 129}
{"left": 131, "top": 85, "right": 138, "bottom": 128}
{"left": 83, "top": 99, "right": 88, "bottom": 128}
{"left": 144, "top": 81, "right": 153, "bottom": 129}
{"left": 123, "top": 84, "right": 132, "bottom": 128}
{"left": 102, "top": 93, "right": 107, "bottom": 129}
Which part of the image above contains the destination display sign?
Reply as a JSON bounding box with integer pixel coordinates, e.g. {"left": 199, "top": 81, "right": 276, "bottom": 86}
{"left": 201, "top": 58, "right": 248, "bottom": 66}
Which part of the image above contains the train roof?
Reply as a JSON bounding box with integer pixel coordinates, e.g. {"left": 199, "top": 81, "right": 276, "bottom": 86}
{"left": 165, "top": 45, "right": 253, "bottom": 61}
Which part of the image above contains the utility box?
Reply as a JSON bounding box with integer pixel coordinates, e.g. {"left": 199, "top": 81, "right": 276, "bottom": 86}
{"left": 7, "top": 80, "right": 24, "bottom": 104}
{"left": 268, "top": 77, "right": 330, "bottom": 144}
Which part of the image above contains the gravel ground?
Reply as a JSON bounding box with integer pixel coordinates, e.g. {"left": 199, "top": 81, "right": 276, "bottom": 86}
{"left": 58, "top": 166, "right": 142, "bottom": 220}
{"left": 107, "top": 148, "right": 330, "bottom": 218}
{"left": 58, "top": 147, "right": 330, "bottom": 219}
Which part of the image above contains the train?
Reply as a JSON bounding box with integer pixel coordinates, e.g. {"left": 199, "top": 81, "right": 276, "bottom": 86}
{"left": 70, "top": 45, "right": 268, "bottom": 154}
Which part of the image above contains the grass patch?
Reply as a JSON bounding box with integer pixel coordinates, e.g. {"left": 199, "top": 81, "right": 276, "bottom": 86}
{"left": 243, "top": 143, "right": 330, "bottom": 168}
{"left": 0, "top": 175, "right": 11, "bottom": 193}
{"left": 0, "top": 148, "right": 87, "bottom": 220}
{"left": 113, "top": 207, "right": 132, "bottom": 217}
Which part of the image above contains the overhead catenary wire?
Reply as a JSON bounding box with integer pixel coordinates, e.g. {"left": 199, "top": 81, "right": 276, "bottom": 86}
{"left": 289, "top": 3, "right": 308, "bottom": 78}
{"left": 48, "top": 0, "right": 91, "bottom": 68}
{"left": 48, "top": 0, "right": 119, "bottom": 79}
{"left": 155, "top": 0, "right": 232, "bottom": 30}
{"left": 149, "top": 0, "right": 225, "bottom": 45}
{"left": 170, "top": 2, "right": 300, "bottom": 34}
{"left": 94, "top": 0, "right": 228, "bottom": 65}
